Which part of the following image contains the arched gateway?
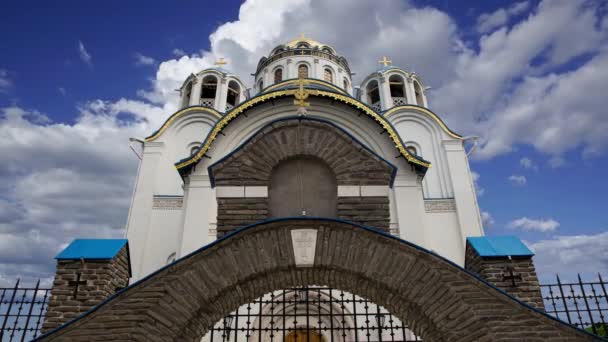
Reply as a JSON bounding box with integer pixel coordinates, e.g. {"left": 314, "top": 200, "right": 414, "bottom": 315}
{"left": 38, "top": 219, "right": 593, "bottom": 341}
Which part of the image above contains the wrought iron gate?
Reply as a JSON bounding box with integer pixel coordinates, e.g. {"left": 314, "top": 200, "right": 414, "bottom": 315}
{"left": 202, "top": 286, "right": 421, "bottom": 342}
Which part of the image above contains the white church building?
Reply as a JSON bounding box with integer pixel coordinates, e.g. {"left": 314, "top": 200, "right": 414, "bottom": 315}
{"left": 125, "top": 35, "right": 483, "bottom": 283}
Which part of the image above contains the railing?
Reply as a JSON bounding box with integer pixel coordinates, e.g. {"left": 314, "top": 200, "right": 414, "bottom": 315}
{"left": 200, "top": 98, "right": 215, "bottom": 108}
{"left": 2, "top": 274, "right": 607, "bottom": 341}
{"left": 0, "top": 280, "right": 50, "bottom": 342}
{"left": 541, "top": 274, "right": 608, "bottom": 337}
{"left": 392, "top": 97, "right": 408, "bottom": 106}
{"left": 370, "top": 101, "right": 381, "bottom": 112}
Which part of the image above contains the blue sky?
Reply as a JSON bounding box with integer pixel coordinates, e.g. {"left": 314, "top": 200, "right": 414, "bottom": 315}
{"left": 1, "top": 0, "right": 607, "bottom": 285}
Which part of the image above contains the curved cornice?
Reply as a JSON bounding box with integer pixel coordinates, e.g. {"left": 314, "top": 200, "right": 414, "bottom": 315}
{"left": 383, "top": 105, "right": 463, "bottom": 140}
{"left": 174, "top": 86, "right": 432, "bottom": 175}
{"left": 145, "top": 107, "right": 222, "bottom": 142}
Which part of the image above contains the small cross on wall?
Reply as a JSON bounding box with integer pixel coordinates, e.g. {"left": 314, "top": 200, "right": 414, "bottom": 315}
{"left": 68, "top": 272, "right": 87, "bottom": 299}
{"left": 502, "top": 265, "right": 523, "bottom": 287}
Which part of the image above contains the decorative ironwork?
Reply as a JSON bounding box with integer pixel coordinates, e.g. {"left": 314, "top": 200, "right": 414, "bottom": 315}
{"left": 3, "top": 275, "right": 608, "bottom": 340}
{"left": 541, "top": 274, "right": 608, "bottom": 337}
{"left": 0, "top": 279, "right": 50, "bottom": 342}
{"left": 203, "top": 286, "right": 421, "bottom": 341}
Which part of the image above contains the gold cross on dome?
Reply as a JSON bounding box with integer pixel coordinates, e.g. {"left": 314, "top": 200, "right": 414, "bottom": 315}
{"left": 378, "top": 56, "right": 392, "bottom": 67}
{"left": 214, "top": 57, "right": 228, "bottom": 66}
{"left": 300, "top": 33, "right": 306, "bottom": 39}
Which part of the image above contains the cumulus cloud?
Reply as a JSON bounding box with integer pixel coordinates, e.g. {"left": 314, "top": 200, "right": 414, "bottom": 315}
{"left": 0, "top": 69, "right": 12, "bottom": 93}
{"left": 528, "top": 232, "right": 608, "bottom": 281}
{"left": 519, "top": 157, "right": 538, "bottom": 171}
{"left": 477, "top": 1, "right": 530, "bottom": 34}
{"left": 433, "top": 0, "right": 608, "bottom": 160}
{"left": 481, "top": 211, "right": 495, "bottom": 227}
{"left": 134, "top": 53, "right": 156, "bottom": 66}
{"left": 172, "top": 48, "right": 186, "bottom": 57}
{"left": 508, "top": 217, "right": 560, "bottom": 232}
{"left": 471, "top": 171, "right": 485, "bottom": 196}
{"left": 508, "top": 174, "right": 527, "bottom": 186}
{"left": 78, "top": 41, "right": 92, "bottom": 66}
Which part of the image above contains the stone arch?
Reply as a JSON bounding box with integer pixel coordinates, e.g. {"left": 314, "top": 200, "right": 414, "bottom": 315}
{"left": 37, "top": 218, "right": 595, "bottom": 341}
{"left": 208, "top": 117, "right": 396, "bottom": 187}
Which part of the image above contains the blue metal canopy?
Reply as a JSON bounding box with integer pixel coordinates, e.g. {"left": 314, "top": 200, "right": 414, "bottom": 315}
{"left": 467, "top": 236, "right": 534, "bottom": 257}
{"left": 56, "top": 239, "right": 128, "bottom": 260}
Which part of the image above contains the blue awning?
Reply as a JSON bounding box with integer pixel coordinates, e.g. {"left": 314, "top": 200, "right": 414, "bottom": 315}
{"left": 467, "top": 236, "right": 534, "bottom": 257}
{"left": 56, "top": 239, "right": 128, "bottom": 260}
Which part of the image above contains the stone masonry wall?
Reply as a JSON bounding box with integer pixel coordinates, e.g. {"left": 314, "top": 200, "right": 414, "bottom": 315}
{"left": 465, "top": 243, "right": 545, "bottom": 310}
{"left": 41, "top": 247, "right": 130, "bottom": 333}
{"left": 217, "top": 197, "right": 269, "bottom": 237}
{"left": 337, "top": 196, "right": 390, "bottom": 232}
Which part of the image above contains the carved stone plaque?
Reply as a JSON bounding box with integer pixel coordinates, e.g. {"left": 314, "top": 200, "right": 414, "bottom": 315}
{"left": 291, "top": 229, "right": 317, "bottom": 267}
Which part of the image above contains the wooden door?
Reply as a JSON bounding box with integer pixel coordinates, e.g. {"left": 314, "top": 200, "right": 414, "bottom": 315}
{"left": 285, "top": 330, "right": 324, "bottom": 342}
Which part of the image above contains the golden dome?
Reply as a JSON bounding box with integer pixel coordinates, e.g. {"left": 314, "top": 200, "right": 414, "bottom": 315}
{"left": 284, "top": 34, "right": 336, "bottom": 52}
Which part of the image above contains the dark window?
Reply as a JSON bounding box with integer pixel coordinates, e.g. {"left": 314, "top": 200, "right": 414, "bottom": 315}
{"left": 274, "top": 68, "right": 283, "bottom": 83}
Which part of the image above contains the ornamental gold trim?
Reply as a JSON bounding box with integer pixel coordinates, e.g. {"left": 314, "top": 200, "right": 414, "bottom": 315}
{"left": 383, "top": 106, "right": 463, "bottom": 140}
{"left": 175, "top": 88, "right": 431, "bottom": 171}
{"left": 145, "top": 107, "right": 222, "bottom": 142}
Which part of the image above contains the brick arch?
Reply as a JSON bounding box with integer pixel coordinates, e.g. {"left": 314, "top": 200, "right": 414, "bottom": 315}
{"left": 38, "top": 219, "right": 594, "bottom": 342}
{"left": 208, "top": 117, "right": 397, "bottom": 187}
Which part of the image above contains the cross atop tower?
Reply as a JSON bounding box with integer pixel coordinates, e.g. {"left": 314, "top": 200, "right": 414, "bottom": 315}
{"left": 214, "top": 57, "right": 228, "bottom": 66}
{"left": 378, "top": 56, "right": 392, "bottom": 67}
{"left": 299, "top": 33, "right": 306, "bottom": 39}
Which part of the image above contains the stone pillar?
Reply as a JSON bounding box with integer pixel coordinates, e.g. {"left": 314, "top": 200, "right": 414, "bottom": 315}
{"left": 380, "top": 76, "right": 392, "bottom": 110}
{"left": 42, "top": 239, "right": 131, "bottom": 333}
{"left": 179, "top": 174, "right": 215, "bottom": 256}
{"left": 392, "top": 174, "right": 428, "bottom": 247}
{"left": 465, "top": 236, "right": 545, "bottom": 310}
{"left": 189, "top": 76, "right": 202, "bottom": 106}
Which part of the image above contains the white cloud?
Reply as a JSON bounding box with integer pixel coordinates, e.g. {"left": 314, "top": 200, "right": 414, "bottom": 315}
{"left": 172, "top": 48, "right": 186, "bottom": 57}
{"left": 508, "top": 217, "right": 559, "bottom": 232}
{"left": 433, "top": 0, "right": 608, "bottom": 160}
{"left": 471, "top": 171, "right": 485, "bottom": 196}
{"left": 548, "top": 156, "right": 565, "bottom": 168}
{"left": 0, "top": 69, "right": 12, "bottom": 93}
{"left": 528, "top": 232, "right": 608, "bottom": 281}
{"left": 78, "top": 41, "right": 92, "bottom": 66}
{"left": 58, "top": 87, "right": 66, "bottom": 96}
{"left": 134, "top": 53, "right": 156, "bottom": 66}
{"left": 508, "top": 174, "right": 527, "bottom": 185}
{"left": 519, "top": 157, "right": 538, "bottom": 171}
{"left": 481, "top": 211, "right": 495, "bottom": 227}
{"left": 477, "top": 1, "right": 530, "bottom": 34}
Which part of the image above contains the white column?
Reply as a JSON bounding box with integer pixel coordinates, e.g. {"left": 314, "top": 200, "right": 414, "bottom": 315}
{"left": 443, "top": 140, "right": 484, "bottom": 242}
{"left": 393, "top": 174, "right": 428, "bottom": 248}
{"left": 179, "top": 174, "right": 214, "bottom": 256}
{"left": 313, "top": 58, "right": 321, "bottom": 79}
{"left": 125, "top": 141, "right": 163, "bottom": 280}
{"left": 286, "top": 59, "right": 293, "bottom": 80}
{"left": 405, "top": 78, "right": 416, "bottom": 105}
{"left": 215, "top": 79, "right": 227, "bottom": 112}
{"left": 380, "top": 76, "right": 392, "bottom": 110}
{"left": 189, "top": 77, "right": 202, "bottom": 106}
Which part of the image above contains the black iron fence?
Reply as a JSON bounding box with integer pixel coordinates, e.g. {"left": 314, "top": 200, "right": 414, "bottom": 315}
{"left": 0, "top": 280, "right": 50, "bottom": 342}
{"left": 1, "top": 274, "right": 607, "bottom": 341}
{"left": 541, "top": 274, "right": 608, "bottom": 337}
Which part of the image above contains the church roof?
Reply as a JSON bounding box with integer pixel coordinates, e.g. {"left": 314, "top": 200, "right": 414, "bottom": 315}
{"left": 467, "top": 236, "right": 534, "bottom": 258}
{"left": 174, "top": 83, "right": 433, "bottom": 178}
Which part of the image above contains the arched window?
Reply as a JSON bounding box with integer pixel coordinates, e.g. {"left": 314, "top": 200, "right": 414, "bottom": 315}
{"left": 343, "top": 78, "right": 349, "bottom": 91}
{"left": 324, "top": 68, "right": 333, "bottom": 83}
{"left": 414, "top": 81, "right": 424, "bottom": 106}
{"left": 166, "top": 252, "right": 176, "bottom": 264}
{"left": 258, "top": 79, "right": 264, "bottom": 91}
{"left": 200, "top": 76, "right": 217, "bottom": 108}
{"left": 182, "top": 81, "right": 192, "bottom": 108}
{"left": 269, "top": 156, "right": 337, "bottom": 217}
{"left": 274, "top": 68, "right": 283, "bottom": 83}
{"left": 226, "top": 80, "right": 240, "bottom": 110}
{"left": 406, "top": 146, "right": 418, "bottom": 156}
{"left": 366, "top": 80, "right": 381, "bottom": 111}
{"left": 389, "top": 75, "right": 406, "bottom": 106}
{"left": 298, "top": 64, "right": 309, "bottom": 78}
